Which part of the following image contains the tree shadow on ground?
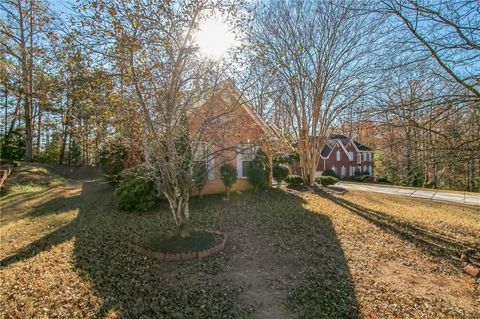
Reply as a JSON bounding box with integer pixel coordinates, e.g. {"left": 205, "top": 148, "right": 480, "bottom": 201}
{"left": 1, "top": 180, "right": 360, "bottom": 318}
{"left": 245, "top": 189, "right": 361, "bottom": 318}
{"left": 322, "top": 191, "right": 473, "bottom": 264}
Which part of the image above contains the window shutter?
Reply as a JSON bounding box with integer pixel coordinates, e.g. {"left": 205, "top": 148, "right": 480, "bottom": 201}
{"left": 236, "top": 146, "right": 242, "bottom": 177}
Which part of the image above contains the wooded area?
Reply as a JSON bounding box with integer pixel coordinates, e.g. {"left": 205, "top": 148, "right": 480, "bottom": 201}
{"left": 1, "top": 0, "right": 479, "bottom": 191}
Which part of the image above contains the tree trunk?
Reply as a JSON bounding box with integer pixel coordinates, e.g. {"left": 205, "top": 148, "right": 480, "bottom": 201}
{"left": 36, "top": 107, "right": 42, "bottom": 153}
{"left": 17, "top": 0, "right": 33, "bottom": 161}
{"left": 165, "top": 190, "right": 190, "bottom": 229}
{"left": 3, "top": 83, "right": 7, "bottom": 137}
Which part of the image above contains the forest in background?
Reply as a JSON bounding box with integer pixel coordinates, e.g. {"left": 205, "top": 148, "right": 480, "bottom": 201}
{"left": 1, "top": 0, "right": 479, "bottom": 191}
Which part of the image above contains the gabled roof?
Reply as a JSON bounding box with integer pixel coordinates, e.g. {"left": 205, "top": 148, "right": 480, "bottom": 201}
{"left": 224, "top": 80, "right": 284, "bottom": 140}
{"left": 321, "top": 134, "right": 372, "bottom": 158}
{"left": 354, "top": 141, "right": 372, "bottom": 151}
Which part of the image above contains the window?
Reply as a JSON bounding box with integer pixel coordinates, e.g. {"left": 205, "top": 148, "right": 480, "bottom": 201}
{"left": 236, "top": 144, "right": 257, "bottom": 178}
{"left": 241, "top": 161, "right": 252, "bottom": 177}
{"left": 357, "top": 153, "right": 361, "bottom": 164}
{"left": 331, "top": 166, "right": 336, "bottom": 174}
{"left": 336, "top": 150, "right": 341, "bottom": 161}
{"left": 366, "top": 153, "right": 370, "bottom": 161}
{"left": 341, "top": 166, "right": 346, "bottom": 178}
{"left": 348, "top": 151, "right": 353, "bottom": 161}
{"left": 193, "top": 142, "right": 215, "bottom": 181}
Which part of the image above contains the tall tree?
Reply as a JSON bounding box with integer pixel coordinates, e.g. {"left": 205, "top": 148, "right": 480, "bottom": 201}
{"left": 80, "top": 0, "right": 248, "bottom": 230}
{"left": 379, "top": 0, "right": 480, "bottom": 101}
{"left": 1, "top": 0, "right": 53, "bottom": 160}
{"left": 251, "top": 0, "right": 379, "bottom": 185}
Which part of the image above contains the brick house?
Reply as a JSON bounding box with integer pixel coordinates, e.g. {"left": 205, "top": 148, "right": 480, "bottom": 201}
{"left": 189, "top": 80, "right": 281, "bottom": 195}
{"left": 316, "top": 134, "right": 374, "bottom": 178}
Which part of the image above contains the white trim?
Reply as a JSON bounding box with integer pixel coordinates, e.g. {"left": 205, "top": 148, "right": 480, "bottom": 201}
{"left": 346, "top": 139, "right": 360, "bottom": 152}
{"left": 323, "top": 140, "right": 350, "bottom": 159}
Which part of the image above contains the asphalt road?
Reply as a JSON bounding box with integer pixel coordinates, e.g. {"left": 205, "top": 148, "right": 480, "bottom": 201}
{"left": 337, "top": 182, "right": 480, "bottom": 207}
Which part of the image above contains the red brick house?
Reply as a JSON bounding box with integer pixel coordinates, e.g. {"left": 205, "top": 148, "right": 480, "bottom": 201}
{"left": 189, "top": 80, "right": 282, "bottom": 195}
{"left": 316, "top": 134, "right": 374, "bottom": 178}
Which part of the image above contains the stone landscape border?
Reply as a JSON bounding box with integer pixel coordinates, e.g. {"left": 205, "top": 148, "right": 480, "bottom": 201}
{"left": 128, "top": 229, "right": 228, "bottom": 262}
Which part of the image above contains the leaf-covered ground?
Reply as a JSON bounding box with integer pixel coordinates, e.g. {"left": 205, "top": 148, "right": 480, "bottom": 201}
{"left": 1, "top": 164, "right": 479, "bottom": 318}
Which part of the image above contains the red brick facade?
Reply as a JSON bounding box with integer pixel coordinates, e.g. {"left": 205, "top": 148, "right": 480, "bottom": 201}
{"left": 317, "top": 139, "right": 374, "bottom": 178}
{"left": 189, "top": 81, "right": 279, "bottom": 195}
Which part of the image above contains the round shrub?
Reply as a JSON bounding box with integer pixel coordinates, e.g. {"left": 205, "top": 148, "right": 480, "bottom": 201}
{"left": 247, "top": 150, "right": 270, "bottom": 191}
{"left": 219, "top": 163, "right": 237, "bottom": 198}
{"left": 322, "top": 169, "right": 337, "bottom": 178}
{"left": 273, "top": 165, "right": 289, "bottom": 186}
{"left": 115, "top": 165, "right": 157, "bottom": 211}
{"left": 285, "top": 175, "right": 304, "bottom": 187}
{"left": 315, "top": 176, "right": 339, "bottom": 187}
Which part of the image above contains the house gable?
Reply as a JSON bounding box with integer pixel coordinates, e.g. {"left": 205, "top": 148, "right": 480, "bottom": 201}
{"left": 189, "top": 80, "right": 278, "bottom": 195}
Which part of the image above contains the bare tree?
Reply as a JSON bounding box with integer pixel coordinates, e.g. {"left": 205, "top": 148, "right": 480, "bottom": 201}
{"left": 81, "top": 0, "right": 250, "bottom": 231}
{"left": 379, "top": 0, "right": 480, "bottom": 101}
{"left": 251, "top": 0, "right": 379, "bottom": 185}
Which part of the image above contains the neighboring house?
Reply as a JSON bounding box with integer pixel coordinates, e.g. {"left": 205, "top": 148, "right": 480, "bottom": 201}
{"left": 189, "top": 80, "right": 281, "bottom": 195}
{"left": 316, "top": 134, "right": 374, "bottom": 178}
{"left": 291, "top": 134, "right": 374, "bottom": 179}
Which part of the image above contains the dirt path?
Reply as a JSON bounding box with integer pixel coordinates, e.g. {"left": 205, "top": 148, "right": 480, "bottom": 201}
{"left": 220, "top": 209, "right": 295, "bottom": 318}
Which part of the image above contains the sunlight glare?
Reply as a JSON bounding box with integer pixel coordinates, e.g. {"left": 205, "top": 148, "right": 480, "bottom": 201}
{"left": 196, "top": 17, "right": 236, "bottom": 59}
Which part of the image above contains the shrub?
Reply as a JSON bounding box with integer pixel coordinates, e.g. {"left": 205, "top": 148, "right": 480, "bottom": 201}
{"left": 285, "top": 175, "right": 304, "bottom": 187}
{"left": 315, "top": 176, "right": 339, "bottom": 187}
{"left": 247, "top": 149, "right": 270, "bottom": 191}
{"left": 99, "top": 136, "right": 128, "bottom": 184}
{"left": 376, "top": 176, "right": 390, "bottom": 184}
{"left": 0, "top": 130, "right": 26, "bottom": 160}
{"left": 273, "top": 165, "right": 289, "bottom": 186}
{"left": 362, "top": 170, "right": 370, "bottom": 176}
{"left": 219, "top": 163, "right": 237, "bottom": 198}
{"left": 193, "top": 161, "right": 208, "bottom": 196}
{"left": 115, "top": 165, "right": 157, "bottom": 211}
{"left": 35, "top": 133, "right": 62, "bottom": 164}
{"left": 322, "top": 169, "right": 337, "bottom": 178}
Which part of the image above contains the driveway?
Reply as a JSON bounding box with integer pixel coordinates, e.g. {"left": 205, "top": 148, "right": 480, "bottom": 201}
{"left": 337, "top": 182, "right": 480, "bottom": 206}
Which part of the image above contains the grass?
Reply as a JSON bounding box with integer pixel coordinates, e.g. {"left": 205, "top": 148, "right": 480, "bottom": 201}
{"left": 1, "top": 163, "right": 479, "bottom": 318}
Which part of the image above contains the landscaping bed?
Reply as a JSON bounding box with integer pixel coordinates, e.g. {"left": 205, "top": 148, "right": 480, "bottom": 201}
{"left": 129, "top": 229, "right": 227, "bottom": 261}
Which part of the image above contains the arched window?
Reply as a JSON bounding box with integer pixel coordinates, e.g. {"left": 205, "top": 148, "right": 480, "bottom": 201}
{"left": 336, "top": 150, "right": 341, "bottom": 161}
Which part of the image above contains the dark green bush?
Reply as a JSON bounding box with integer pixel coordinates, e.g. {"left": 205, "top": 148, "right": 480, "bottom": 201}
{"left": 322, "top": 169, "right": 337, "bottom": 178}
{"left": 35, "top": 133, "right": 62, "bottom": 164}
{"left": 247, "top": 150, "right": 270, "bottom": 191}
{"left": 376, "top": 176, "right": 391, "bottom": 184}
{"left": 219, "top": 163, "right": 237, "bottom": 198}
{"left": 99, "top": 136, "right": 128, "bottom": 184}
{"left": 0, "top": 130, "right": 26, "bottom": 160}
{"left": 115, "top": 165, "right": 157, "bottom": 211}
{"left": 273, "top": 165, "right": 289, "bottom": 186}
{"left": 315, "top": 176, "right": 339, "bottom": 187}
{"left": 285, "top": 175, "right": 304, "bottom": 187}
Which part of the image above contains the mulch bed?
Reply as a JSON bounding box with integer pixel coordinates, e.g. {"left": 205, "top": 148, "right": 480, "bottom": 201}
{"left": 128, "top": 229, "right": 228, "bottom": 262}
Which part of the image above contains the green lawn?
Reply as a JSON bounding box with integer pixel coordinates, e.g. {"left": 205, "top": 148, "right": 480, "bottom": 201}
{"left": 1, "top": 164, "right": 479, "bottom": 318}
